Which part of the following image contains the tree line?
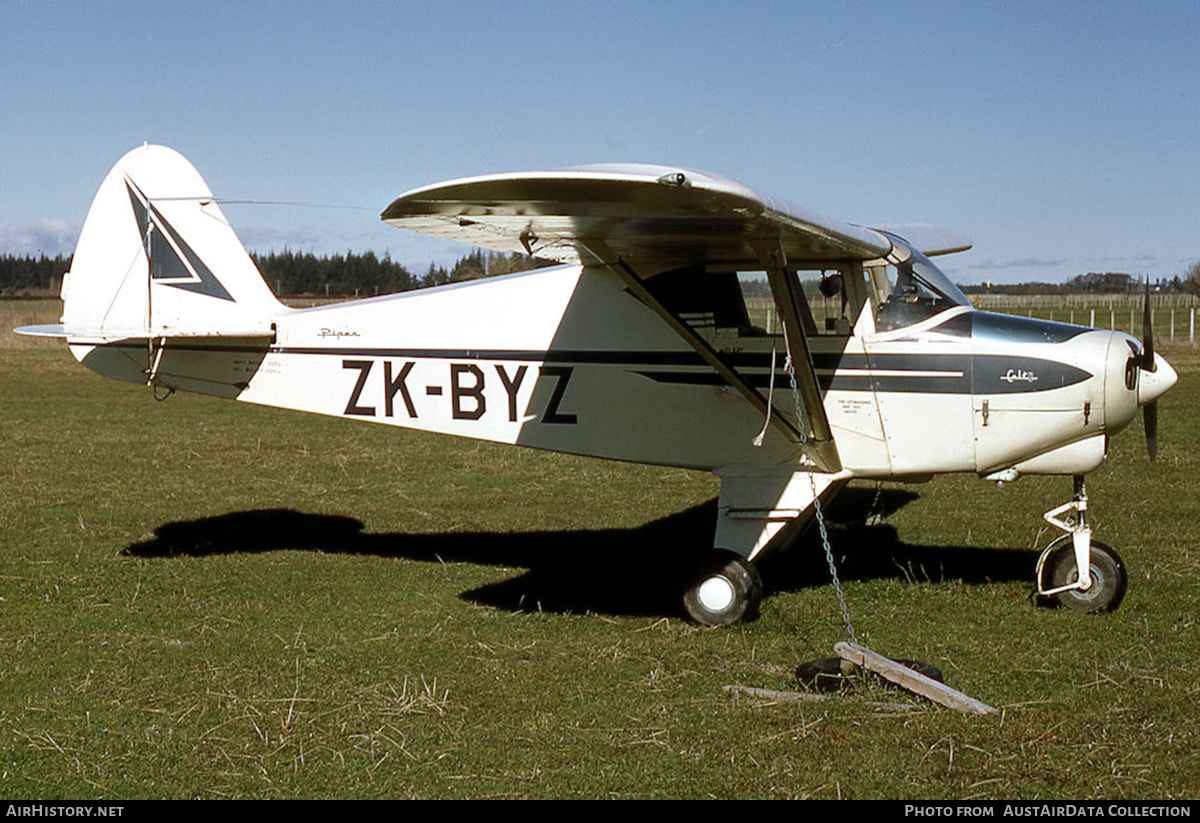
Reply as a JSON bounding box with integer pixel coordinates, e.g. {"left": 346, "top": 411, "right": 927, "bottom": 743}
{"left": 0, "top": 250, "right": 1197, "bottom": 298}
{"left": 0, "top": 253, "right": 71, "bottom": 295}
{"left": 0, "top": 249, "right": 550, "bottom": 298}
{"left": 962, "top": 271, "right": 1193, "bottom": 296}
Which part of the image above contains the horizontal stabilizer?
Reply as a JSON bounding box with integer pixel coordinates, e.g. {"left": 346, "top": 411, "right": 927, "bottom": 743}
{"left": 13, "top": 325, "right": 69, "bottom": 339}
{"left": 15, "top": 324, "right": 273, "bottom": 341}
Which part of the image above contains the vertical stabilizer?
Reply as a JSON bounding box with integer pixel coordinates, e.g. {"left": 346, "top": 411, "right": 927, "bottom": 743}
{"left": 61, "top": 145, "right": 282, "bottom": 338}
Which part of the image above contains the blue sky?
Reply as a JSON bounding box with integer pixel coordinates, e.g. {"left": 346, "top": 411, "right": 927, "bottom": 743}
{"left": 3, "top": 0, "right": 1198, "bottom": 284}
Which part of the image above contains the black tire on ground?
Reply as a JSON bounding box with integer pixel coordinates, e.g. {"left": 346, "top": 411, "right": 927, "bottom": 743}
{"left": 682, "top": 550, "right": 763, "bottom": 627}
{"left": 1044, "top": 537, "right": 1128, "bottom": 613}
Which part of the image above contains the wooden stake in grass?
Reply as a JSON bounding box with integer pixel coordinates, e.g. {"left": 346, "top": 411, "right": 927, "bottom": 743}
{"left": 834, "top": 642, "right": 998, "bottom": 716}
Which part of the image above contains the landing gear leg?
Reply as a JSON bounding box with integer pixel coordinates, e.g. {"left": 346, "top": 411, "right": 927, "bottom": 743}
{"left": 1036, "top": 475, "right": 1128, "bottom": 612}
{"left": 687, "top": 469, "right": 846, "bottom": 627}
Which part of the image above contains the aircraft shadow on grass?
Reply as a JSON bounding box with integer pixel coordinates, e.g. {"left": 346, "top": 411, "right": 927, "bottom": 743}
{"left": 124, "top": 487, "right": 1041, "bottom": 619}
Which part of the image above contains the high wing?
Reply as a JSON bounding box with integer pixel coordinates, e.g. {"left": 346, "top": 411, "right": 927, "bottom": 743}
{"left": 873, "top": 223, "right": 973, "bottom": 257}
{"left": 381, "top": 163, "right": 896, "bottom": 266}
{"left": 382, "top": 164, "right": 941, "bottom": 474}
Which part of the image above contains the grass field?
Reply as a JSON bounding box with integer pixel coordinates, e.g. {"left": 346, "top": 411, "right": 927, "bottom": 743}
{"left": 1, "top": 301, "right": 1198, "bottom": 799}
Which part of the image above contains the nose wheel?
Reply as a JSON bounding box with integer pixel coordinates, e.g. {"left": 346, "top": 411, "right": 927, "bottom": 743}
{"left": 1039, "top": 536, "right": 1127, "bottom": 613}
{"left": 1035, "top": 475, "right": 1129, "bottom": 613}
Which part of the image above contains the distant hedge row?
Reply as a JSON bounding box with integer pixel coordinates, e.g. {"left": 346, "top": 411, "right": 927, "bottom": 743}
{"left": 1, "top": 251, "right": 1189, "bottom": 298}
{"left": 0, "top": 249, "right": 548, "bottom": 298}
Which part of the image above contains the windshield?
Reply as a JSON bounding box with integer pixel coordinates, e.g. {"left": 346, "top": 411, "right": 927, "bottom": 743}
{"left": 873, "top": 243, "right": 971, "bottom": 332}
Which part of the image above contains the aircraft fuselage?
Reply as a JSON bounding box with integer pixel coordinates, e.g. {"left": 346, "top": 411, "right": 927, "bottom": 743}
{"left": 71, "top": 261, "right": 1163, "bottom": 485}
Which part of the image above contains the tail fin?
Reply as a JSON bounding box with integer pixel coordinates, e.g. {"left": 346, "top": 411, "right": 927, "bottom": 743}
{"left": 60, "top": 144, "right": 283, "bottom": 339}
{"left": 14, "top": 145, "right": 286, "bottom": 396}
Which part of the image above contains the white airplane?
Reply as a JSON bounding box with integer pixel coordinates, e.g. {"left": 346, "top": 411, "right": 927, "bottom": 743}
{"left": 17, "top": 145, "right": 1177, "bottom": 626}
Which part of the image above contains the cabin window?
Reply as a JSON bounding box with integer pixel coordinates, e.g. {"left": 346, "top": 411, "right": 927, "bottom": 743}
{"left": 642, "top": 267, "right": 759, "bottom": 338}
{"left": 642, "top": 263, "right": 864, "bottom": 341}
{"left": 735, "top": 272, "right": 773, "bottom": 333}
{"left": 736, "top": 266, "right": 861, "bottom": 337}
{"left": 792, "top": 267, "right": 856, "bottom": 336}
{"left": 869, "top": 249, "right": 971, "bottom": 332}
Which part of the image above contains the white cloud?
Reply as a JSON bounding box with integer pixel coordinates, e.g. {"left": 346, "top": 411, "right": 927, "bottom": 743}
{"left": 0, "top": 219, "right": 78, "bottom": 256}
{"left": 235, "top": 226, "right": 326, "bottom": 252}
{"left": 967, "top": 258, "right": 1069, "bottom": 271}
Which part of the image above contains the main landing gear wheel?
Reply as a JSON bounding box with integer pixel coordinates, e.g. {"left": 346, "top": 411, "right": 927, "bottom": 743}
{"left": 683, "top": 550, "right": 763, "bottom": 627}
{"left": 1041, "top": 537, "right": 1128, "bottom": 613}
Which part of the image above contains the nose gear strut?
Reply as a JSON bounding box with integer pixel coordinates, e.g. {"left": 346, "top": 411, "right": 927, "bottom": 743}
{"left": 1035, "top": 475, "right": 1128, "bottom": 612}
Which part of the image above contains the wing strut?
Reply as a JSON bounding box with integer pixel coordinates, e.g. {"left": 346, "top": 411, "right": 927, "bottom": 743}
{"left": 757, "top": 241, "right": 842, "bottom": 473}
{"left": 578, "top": 240, "right": 838, "bottom": 472}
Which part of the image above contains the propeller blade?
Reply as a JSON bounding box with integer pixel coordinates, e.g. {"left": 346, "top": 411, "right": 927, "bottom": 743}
{"left": 1141, "top": 278, "right": 1160, "bottom": 460}
{"left": 1144, "top": 399, "right": 1158, "bottom": 461}
{"left": 1142, "top": 278, "right": 1155, "bottom": 370}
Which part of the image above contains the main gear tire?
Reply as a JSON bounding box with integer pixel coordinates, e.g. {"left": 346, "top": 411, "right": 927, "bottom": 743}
{"left": 682, "top": 550, "right": 763, "bottom": 627}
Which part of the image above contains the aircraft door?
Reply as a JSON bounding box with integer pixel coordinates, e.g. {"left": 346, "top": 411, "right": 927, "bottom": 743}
{"left": 861, "top": 263, "right": 976, "bottom": 476}
{"left": 788, "top": 265, "right": 892, "bottom": 474}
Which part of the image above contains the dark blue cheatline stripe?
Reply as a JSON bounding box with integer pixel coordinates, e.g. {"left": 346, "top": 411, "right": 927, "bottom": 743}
{"left": 102, "top": 341, "right": 272, "bottom": 354}
{"left": 636, "top": 354, "right": 1090, "bottom": 395}
{"left": 94, "top": 341, "right": 1092, "bottom": 395}
{"left": 273, "top": 346, "right": 709, "bottom": 365}
{"left": 99, "top": 340, "right": 716, "bottom": 364}
{"left": 633, "top": 370, "right": 879, "bottom": 392}
{"left": 972, "top": 355, "right": 1090, "bottom": 394}
{"left": 633, "top": 367, "right": 960, "bottom": 394}
{"left": 273, "top": 346, "right": 876, "bottom": 371}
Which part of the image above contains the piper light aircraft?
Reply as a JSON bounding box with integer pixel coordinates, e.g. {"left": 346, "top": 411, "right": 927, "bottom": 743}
{"left": 17, "top": 145, "right": 1177, "bottom": 626}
